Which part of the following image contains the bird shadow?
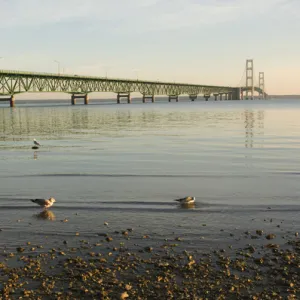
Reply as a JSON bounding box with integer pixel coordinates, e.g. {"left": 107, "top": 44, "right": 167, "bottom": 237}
{"left": 33, "top": 210, "right": 56, "bottom": 221}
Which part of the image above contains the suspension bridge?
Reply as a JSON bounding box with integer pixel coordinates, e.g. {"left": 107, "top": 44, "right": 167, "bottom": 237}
{"left": 0, "top": 59, "right": 266, "bottom": 107}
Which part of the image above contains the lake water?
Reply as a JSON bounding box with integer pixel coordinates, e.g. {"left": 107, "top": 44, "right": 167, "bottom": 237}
{"left": 0, "top": 98, "right": 300, "bottom": 253}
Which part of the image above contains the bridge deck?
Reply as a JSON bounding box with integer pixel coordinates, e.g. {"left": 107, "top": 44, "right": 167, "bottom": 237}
{"left": 0, "top": 69, "right": 242, "bottom": 97}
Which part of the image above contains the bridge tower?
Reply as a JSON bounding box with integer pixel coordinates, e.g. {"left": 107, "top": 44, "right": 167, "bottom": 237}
{"left": 259, "top": 72, "right": 265, "bottom": 99}
{"left": 245, "top": 59, "right": 254, "bottom": 100}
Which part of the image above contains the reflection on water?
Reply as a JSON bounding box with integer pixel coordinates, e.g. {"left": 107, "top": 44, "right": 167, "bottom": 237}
{"left": 0, "top": 106, "right": 253, "bottom": 140}
{"left": 34, "top": 210, "right": 56, "bottom": 221}
{"left": 243, "top": 110, "right": 265, "bottom": 148}
{"left": 177, "top": 203, "right": 196, "bottom": 209}
{"left": 33, "top": 151, "right": 38, "bottom": 160}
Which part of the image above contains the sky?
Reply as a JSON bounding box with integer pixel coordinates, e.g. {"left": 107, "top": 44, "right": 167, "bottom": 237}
{"left": 0, "top": 0, "right": 299, "bottom": 95}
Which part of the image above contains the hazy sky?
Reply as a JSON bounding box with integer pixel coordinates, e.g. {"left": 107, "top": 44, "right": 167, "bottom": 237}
{"left": 0, "top": 0, "right": 299, "bottom": 95}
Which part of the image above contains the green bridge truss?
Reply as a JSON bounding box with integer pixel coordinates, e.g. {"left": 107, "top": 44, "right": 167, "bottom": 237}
{"left": 0, "top": 69, "right": 249, "bottom": 97}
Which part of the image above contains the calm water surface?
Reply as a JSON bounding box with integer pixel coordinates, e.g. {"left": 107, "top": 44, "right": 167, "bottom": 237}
{"left": 0, "top": 99, "right": 299, "bottom": 252}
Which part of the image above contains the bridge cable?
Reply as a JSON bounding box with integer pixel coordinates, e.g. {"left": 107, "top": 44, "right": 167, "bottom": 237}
{"left": 237, "top": 65, "right": 246, "bottom": 87}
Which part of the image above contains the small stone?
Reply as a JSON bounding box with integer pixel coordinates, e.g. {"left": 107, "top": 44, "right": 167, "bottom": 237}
{"left": 265, "top": 243, "right": 279, "bottom": 249}
{"left": 120, "top": 291, "right": 129, "bottom": 299}
{"left": 248, "top": 246, "right": 256, "bottom": 253}
{"left": 266, "top": 234, "right": 276, "bottom": 240}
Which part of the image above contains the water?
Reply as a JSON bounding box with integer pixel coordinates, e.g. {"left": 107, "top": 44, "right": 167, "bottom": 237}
{"left": 0, "top": 98, "right": 300, "bottom": 253}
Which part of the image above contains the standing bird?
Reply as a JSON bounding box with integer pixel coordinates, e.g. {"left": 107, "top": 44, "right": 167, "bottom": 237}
{"left": 31, "top": 197, "right": 56, "bottom": 209}
{"left": 174, "top": 196, "right": 196, "bottom": 205}
{"left": 33, "top": 139, "right": 41, "bottom": 146}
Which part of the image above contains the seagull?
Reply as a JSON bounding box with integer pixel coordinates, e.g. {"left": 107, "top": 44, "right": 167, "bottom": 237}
{"left": 33, "top": 139, "right": 41, "bottom": 146}
{"left": 31, "top": 197, "right": 56, "bottom": 209}
{"left": 174, "top": 196, "right": 196, "bottom": 204}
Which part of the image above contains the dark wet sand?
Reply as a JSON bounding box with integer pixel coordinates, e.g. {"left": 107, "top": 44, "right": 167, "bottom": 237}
{"left": 0, "top": 225, "right": 299, "bottom": 299}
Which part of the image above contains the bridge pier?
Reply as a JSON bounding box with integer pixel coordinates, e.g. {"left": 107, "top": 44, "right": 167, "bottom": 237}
{"left": 204, "top": 94, "right": 210, "bottom": 101}
{"left": 117, "top": 92, "right": 131, "bottom": 104}
{"left": 189, "top": 95, "right": 197, "bottom": 101}
{"left": 142, "top": 95, "right": 155, "bottom": 103}
{"left": 0, "top": 95, "right": 15, "bottom": 107}
{"left": 213, "top": 93, "right": 219, "bottom": 101}
{"left": 232, "top": 88, "right": 241, "bottom": 100}
{"left": 169, "top": 95, "right": 178, "bottom": 102}
{"left": 71, "top": 94, "right": 89, "bottom": 105}
{"left": 225, "top": 93, "right": 228, "bottom": 100}
{"left": 84, "top": 94, "right": 89, "bottom": 105}
{"left": 10, "top": 96, "right": 15, "bottom": 107}
{"left": 219, "top": 93, "right": 223, "bottom": 101}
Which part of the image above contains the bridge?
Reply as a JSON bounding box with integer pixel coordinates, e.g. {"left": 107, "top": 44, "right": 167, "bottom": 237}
{"left": 0, "top": 59, "right": 266, "bottom": 107}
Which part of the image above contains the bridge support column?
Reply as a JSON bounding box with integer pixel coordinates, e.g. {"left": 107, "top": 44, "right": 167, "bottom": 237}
{"left": 71, "top": 94, "right": 89, "bottom": 105}
{"left": 189, "top": 95, "right": 197, "bottom": 101}
{"left": 84, "top": 94, "right": 89, "bottom": 105}
{"left": 117, "top": 93, "right": 131, "bottom": 104}
{"left": 143, "top": 95, "right": 155, "bottom": 103}
{"left": 204, "top": 94, "right": 210, "bottom": 101}
{"left": 169, "top": 95, "right": 178, "bottom": 102}
{"left": 225, "top": 93, "right": 228, "bottom": 100}
{"left": 10, "top": 96, "right": 15, "bottom": 107}
{"left": 0, "top": 96, "right": 15, "bottom": 107}
{"left": 219, "top": 93, "right": 223, "bottom": 101}
{"left": 0, "top": 96, "right": 16, "bottom": 107}
{"left": 213, "top": 93, "right": 219, "bottom": 101}
{"left": 228, "top": 93, "right": 232, "bottom": 100}
{"left": 232, "top": 88, "right": 241, "bottom": 100}
{"left": 71, "top": 95, "right": 76, "bottom": 105}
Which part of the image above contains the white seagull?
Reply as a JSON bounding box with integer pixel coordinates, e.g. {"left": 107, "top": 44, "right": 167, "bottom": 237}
{"left": 31, "top": 197, "right": 56, "bottom": 209}
{"left": 33, "top": 139, "right": 41, "bottom": 146}
{"left": 174, "top": 196, "right": 196, "bottom": 204}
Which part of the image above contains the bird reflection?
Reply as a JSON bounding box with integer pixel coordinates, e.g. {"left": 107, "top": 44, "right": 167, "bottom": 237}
{"left": 33, "top": 151, "right": 38, "bottom": 160}
{"left": 34, "top": 210, "right": 56, "bottom": 221}
{"left": 177, "top": 203, "right": 196, "bottom": 209}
